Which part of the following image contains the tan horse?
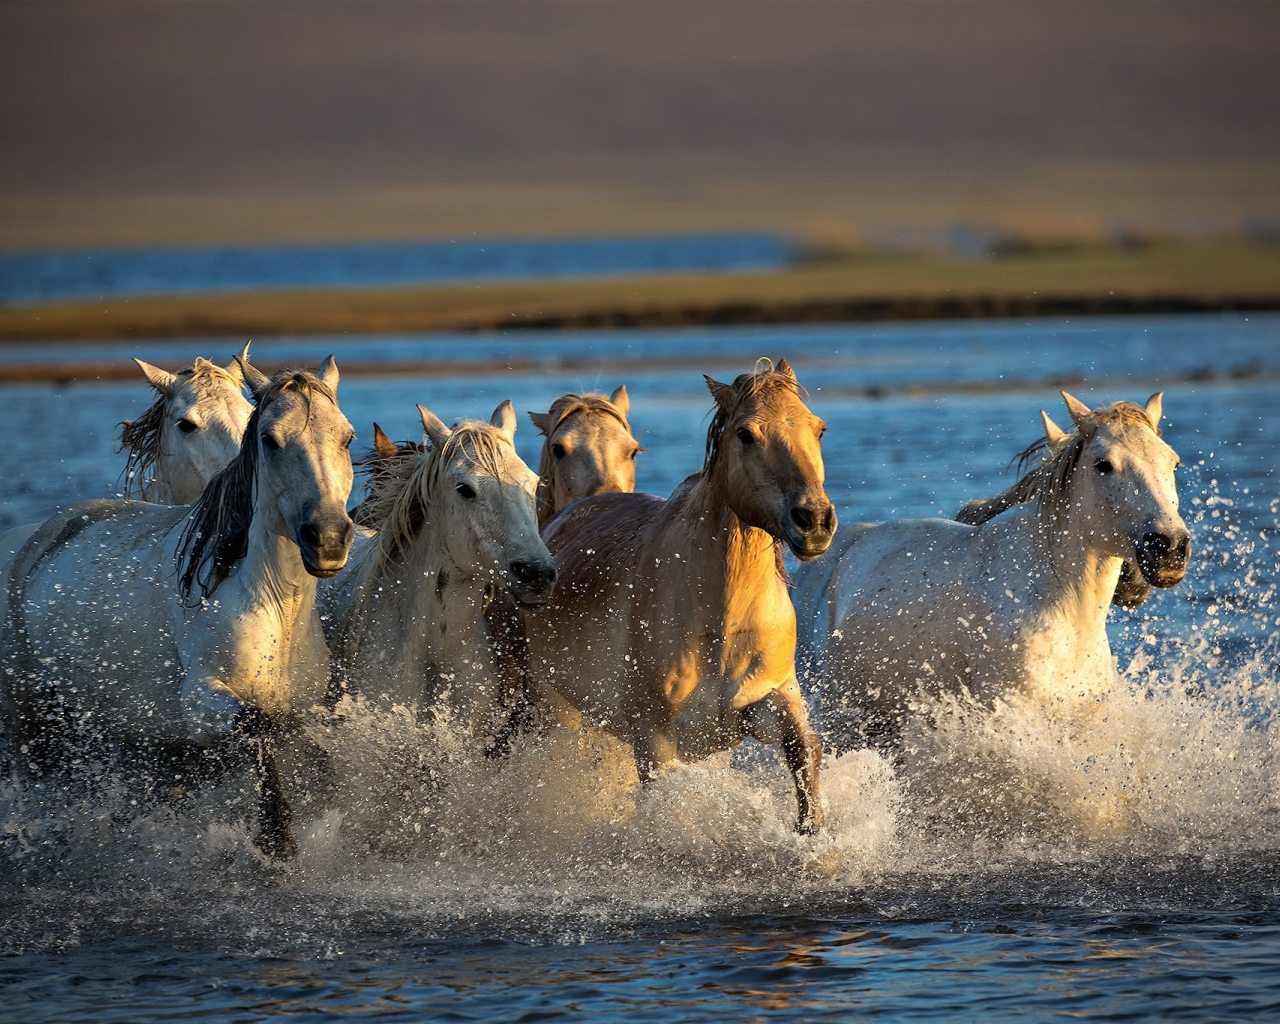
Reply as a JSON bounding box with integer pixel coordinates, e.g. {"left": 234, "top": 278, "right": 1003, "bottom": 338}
{"left": 528, "top": 386, "right": 641, "bottom": 526}
{"left": 521, "top": 359, "right": 836, "bottom": 833}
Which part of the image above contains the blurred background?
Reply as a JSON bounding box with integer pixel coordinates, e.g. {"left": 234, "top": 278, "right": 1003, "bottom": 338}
{"left": 0, "top": 0, "right": 1277, "bottom": 346}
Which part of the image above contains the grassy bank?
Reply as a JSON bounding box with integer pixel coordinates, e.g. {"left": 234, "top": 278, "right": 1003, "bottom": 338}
{"left": 2, "top": 240, "right": 1278, "bottom": 343}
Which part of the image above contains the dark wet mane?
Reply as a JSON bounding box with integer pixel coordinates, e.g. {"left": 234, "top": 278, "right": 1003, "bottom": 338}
{"left": 956, "top": 401, "right": 1160, "bottom": 526}
{"left": 703, "top": 359, "right": 805, "bottom": 473}
{"left": 175, "top": 370, "right": 335, "bottom": 605}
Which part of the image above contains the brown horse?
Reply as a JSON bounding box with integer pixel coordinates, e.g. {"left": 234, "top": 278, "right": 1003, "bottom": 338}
{"left": 521, "top": 359, "right": 836, "bottom": 833}
{"left": 529, "top": 386, "right": 642, "bottom": 526}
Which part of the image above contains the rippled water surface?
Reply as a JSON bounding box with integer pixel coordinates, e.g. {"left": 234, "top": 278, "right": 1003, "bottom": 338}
{"left": 2, "top": 314, "right": 1278, "bottom": 1021}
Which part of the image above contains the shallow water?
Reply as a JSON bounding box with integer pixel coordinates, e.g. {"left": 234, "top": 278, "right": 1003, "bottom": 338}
{"left": 0, "top": 233, "right": 788, "bottom": 305}
{"left": 2, "top": 314, "right": 1278, "bottom": 1021}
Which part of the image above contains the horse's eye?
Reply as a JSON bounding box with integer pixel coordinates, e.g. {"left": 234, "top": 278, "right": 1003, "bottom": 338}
{"left": 262, "top": 434, "right": 281, "bottom": 451}
{"left": 629, "top": 448, "right": 640, "bottom": 460}
{"left": 176, "top": 419, "right": 198, "bottom": 434}
{"left": 1095, "top": 459, "right": 1114, "bottom": 475}
{"left": 456, "top": 482, "right": 476, "bottom": 500}
{"left": 551, "top": 443, "right": 567, "bottom": 460}
{"left": 343, "top": 433, "right": 355, "bottom": 450}
{"left": 737, "top": 428, "right": 756, "bottom": 446}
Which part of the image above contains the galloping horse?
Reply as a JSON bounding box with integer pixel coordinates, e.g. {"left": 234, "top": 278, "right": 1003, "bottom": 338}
{"left": 794, "top": 391, "right": 1189, "bottom": 750}
{"left": 0, "top": 358, "right": 355, "bottom": 859}
{"left": 118, "top": 343, "right": 255, "bottom": 504}
{"left": 529, "top": 386, "right": 641, "bottom": 526}
{"left": 324, "top": 402, "right": 556, "bottom": 736}
{"left": 521, "top": 359, "right": 836, "bottom": 833}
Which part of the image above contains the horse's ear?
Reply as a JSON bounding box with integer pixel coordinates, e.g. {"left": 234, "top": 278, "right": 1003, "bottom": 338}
{"left": 417, "top": 404, "right": 451, "bottom": 447}
{"left": 317, "top": 354, "right": 340, "bottom": 392}
{"left": 528, "top": 410, "right": 552, "bottom": 435}
{"left": 133, "top": 358, "right": 178, "bottom": 394}
{"left": 1145, "top": 391, "right": 1163, "bottom": 428}
{"left": 1060, "top": 391, "right": 1092, "bottom": 427}
{"left": 234, "top": 353, "right": 271, "bottom": 395}
{"left": 226, "top": 341, "right": 252, "bottom": 383}
{"left": 704, "top": 374, "right": 737, "bottom": 412}
{"left": 609, "top": 384, "right": 630, "bottom": 418}
{"left": 1041, "top": 410, "right": 1066, "bottom": 445}
{"left": 372, "top": 422, "right": 398, "bottom": 460}
{"left": 490, "top": 400, "right": 518, "bottom": 442}
{"left": 776, "top": 357, "right": 797, "bottom": 382}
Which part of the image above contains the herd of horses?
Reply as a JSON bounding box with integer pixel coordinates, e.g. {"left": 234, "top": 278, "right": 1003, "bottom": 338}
{"left": 0, "top": 348, "right": 1191, "bottom": 859}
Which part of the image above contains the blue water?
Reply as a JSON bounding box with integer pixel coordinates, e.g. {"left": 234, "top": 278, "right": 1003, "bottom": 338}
{"left": 1, "top": 314, "right": 1278, "bottom": 1020}
{"left": 0, "top": 233, "right": 789, "bottom": 306}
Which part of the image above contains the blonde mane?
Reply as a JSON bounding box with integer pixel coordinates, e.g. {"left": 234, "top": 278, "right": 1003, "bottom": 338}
{"left": 534, "top": 392, "right": 633, "bottom": 523}
{"left": 175, "top": 370, "right": 336, "bottom": 605}
{"left": 116, "top": 358, "right": 243, "bottom": 498}
{"left": 356, "top": 421, "right": 514, "bottom": 571}
{"left": 957, "top": 401, "right": 1161, "bottom": 526}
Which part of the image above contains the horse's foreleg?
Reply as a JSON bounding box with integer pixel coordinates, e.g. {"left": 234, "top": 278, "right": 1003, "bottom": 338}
{"left": 235, "top": 705, "right": 298, "bottom": 861}
{"left": 632, "top": 730, "right": 679, "bottom": 786}
{"left": 743, "top": 679, "right": 824, "bottom": 835}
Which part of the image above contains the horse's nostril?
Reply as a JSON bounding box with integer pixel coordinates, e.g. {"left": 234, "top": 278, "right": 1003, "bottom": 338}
{"left": 1174, "top": 534, "right": 1191, "bottom": 559}
{"left": 511, "top": 560, "right": 556, "bottom": 590}
{"left": 821, "top": 505, "right": 836, "bottom": 533}
{"left": 299, "top": 524, "right": 320, "bottom": 548}
{"left": 790, "top": 507, "right": 814, "bottom": 531}
{"left": 1141, "top": 532, "right": 1171, "bottom": 557}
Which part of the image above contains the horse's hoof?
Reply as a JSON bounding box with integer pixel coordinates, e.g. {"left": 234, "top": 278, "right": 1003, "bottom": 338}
{"left": 795, "top": 817, "right": 822, "bottom": 837}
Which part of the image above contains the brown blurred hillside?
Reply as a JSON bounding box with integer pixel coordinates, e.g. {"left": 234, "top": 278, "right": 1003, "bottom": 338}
{"left": 1, "top": 0, "right": 1277, "bottom": 250}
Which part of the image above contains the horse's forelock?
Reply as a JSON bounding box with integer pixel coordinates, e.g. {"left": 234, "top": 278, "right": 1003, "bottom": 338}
{"left": 703, "top": 366, "right": 804, "bottom": 472}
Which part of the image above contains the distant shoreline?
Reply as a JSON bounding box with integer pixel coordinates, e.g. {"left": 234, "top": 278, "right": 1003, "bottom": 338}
{"left": 2, "top": 239, "right": 1278, "bottom": 347}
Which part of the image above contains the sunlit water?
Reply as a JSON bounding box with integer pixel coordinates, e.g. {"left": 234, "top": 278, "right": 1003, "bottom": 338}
{"left": 2, "top": 314, "right": 1278, "bottom": 1021}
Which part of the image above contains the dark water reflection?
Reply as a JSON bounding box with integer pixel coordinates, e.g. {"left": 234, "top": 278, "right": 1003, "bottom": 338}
{"left": 1, "top": 314, "right": 1278, "bottom": 1021}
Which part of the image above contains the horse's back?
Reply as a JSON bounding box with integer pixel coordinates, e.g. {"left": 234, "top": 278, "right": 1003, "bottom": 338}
{"left": 542, "top": 490, "right": 668, "bottom": 582}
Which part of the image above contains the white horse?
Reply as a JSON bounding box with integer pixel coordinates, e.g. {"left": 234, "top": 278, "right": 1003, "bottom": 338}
{"left": 0, "top": 358, "right": 355, "bottom": 859}
{"left": 529, "top": 386, "right": 641, "bottom": 526}
{"left": 794, "top": 391, "right": 1190, "bottom": 749}
{"left": 118, "top": 343, "right": 255, "bottom": 504}
{"left": 0, "top": 347, "right": 255, "bottom": 581}
{"left": 324, "top": 402, "right": 556, "bottom": 737}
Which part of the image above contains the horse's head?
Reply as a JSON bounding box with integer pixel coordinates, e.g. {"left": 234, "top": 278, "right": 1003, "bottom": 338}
{"left": 529, "top": 385, "right": 642, "bottom": 524}
{"left": 418, "top": 400, "right": 558, "bottom": 605}
{"left": 239, "top": 355, "right": 356, "bottom": 578}
{"left": 704, "top": 358, "right": 836, "bottom": 561}
{"left": 1050, "top": 390, "right": 1190, "bottom": 588}
{"left": 123, "top": 344, "right": 254, "bottom": 503}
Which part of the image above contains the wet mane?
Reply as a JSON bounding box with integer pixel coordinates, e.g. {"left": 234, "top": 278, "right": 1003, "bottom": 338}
{"left": 534, "top": 392, "right": 634, "bottom": 523}
{"left": 356, "top": 421, "right": 513, "bottom": 571}
{"left": 957, "top": 401, "right": 1160, "bottom": 526}
{"left": 703, "top": 359, "right": 805, "bottom": 473}
{"left": 175, "top": 370, "right": 335, "bottom": 605}
{"left": 116, "top": 359, "right": 243, "bottom": 498}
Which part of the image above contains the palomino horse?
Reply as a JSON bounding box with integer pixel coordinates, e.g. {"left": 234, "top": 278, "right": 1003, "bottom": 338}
{"left": 794, "top": 391, "right": 1189, "bottom": 750}
{"left": 324, "top": 401, "right": 556, "bottom": 736}
{"left": 118, "top": 343, "right": 255, "bottom": 504}
{"left": 529, "top": 386, "right": 641, "bottom": 526}
{"left": 520, "top": 359, "right": 836, "bottom": 833}
{"left": 0, "top": 358, "right": 355, "bottom": 859}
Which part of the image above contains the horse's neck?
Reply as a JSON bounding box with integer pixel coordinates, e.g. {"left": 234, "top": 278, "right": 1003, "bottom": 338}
{"left": 1013, "top": 501, "right": 1123, "bottom": 625}
{"left": 237, "top": 516, "right": 317, "bottom": 622}
{"left": 364, "top": 528, "right": 490, "bottom": 678}
{"left": 678, "top": 474, "right": 781, "bottom": 625}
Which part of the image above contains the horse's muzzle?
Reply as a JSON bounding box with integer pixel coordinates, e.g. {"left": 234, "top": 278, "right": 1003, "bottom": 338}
{"left": 509, "top": 557, "right": 558, "bottom": 605}
{"left": 784, "top": 501, "right": 837, "bottom": 562}
{"left": 298, "top": 516, "right": 355, "bottom": 578}
{"left": 1135, "top": 529, "right": 1191, "bottom": 588}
